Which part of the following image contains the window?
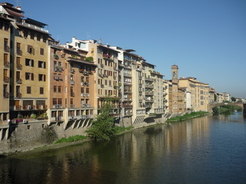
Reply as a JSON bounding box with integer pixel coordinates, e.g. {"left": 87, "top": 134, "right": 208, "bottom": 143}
{"left": 40, "top": 48, "right": 44, "bottom": 55}
{"left": 27, "top": 45, "right": 34, "bottom": 54}
{"left": 58, "top": 86, "right": 62, "bottom": 93}
{"left": 53, "top": 98, "right": 57, "bottom": 105}
{"left": 54, "top": 86, "right": 57, "bottom": 92}
{"left": 30, "top": 32, "right": 35, "bottom": 39}
{"left": 25, "top": 73, "right": 34, "bottom": 80}
{"left": 24, "top": 30, "right": 28, "bottom": 38}
{"left": 39, "top": 74, "right": 46, "bottom": 81}
{"left": 27, "top": 86, "right": 31, "bottom": 94}
{"left": 38, "top": 61, "right": 46, "bottom": 68}
{"left": 40, "top": 87, "right": 44, "bottom": 94}
{"left": 43, "top": 36, "right": 47, "bottom": 43}
{"left": 37, "top": 34, "right": 41, "bottom": 41}
{"left": 4, "top": 53, "right": 8, "bottom": 62}
{"left": 4, "top": 23, "right": 9, "bottom": 31}
{"left": 4, "top": 38, "right": 9, "bottom": 52}
{"left": 16, "top": 43, "right": 22, "bottom": 55}
{"left": 25, "top": 59, "right": 34, "bottom": 67}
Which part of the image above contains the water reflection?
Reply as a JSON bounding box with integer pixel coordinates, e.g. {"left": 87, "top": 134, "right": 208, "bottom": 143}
{"left": 0, "top": 113, "right": 246, "bottom": 184}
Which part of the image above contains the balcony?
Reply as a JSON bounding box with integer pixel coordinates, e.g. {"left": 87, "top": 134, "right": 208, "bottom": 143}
{"left": 145, "top": 78, "right": 155, "bottom": 82}
{"left": 103, "top": 54, "right": 110, "bottom": 58}
{"left": 146, "top": 104, "right": 152, "bottom": 108}
{"left": 53, "top": 104, "right": 63, "bottom": 109}
{"left": 145, "top": 98, "right": 154, "bottom": 102}
{"left": 70, "top": 80, "right": 75, "bottom": 85}
{"left": 16, "top": 79, "right": 22, "bottom": 84}
{"left": 4, "top": 61, "right": 10, "bottom": 68}
{"left": 70, "top": 69, "right": 75, "bottom": 74}
{"left": 124, "top": 81, "right": 132, "bottom": 85}
{"left": 70, "top": 104, "right": 75, "bottom": 108}
{"left": 15, "top": 105, "right": 22, "bottom": 110}
{"left": 4, "top": 76, "right": 9, "bottom": 83}
{"left": 20, "top": 22, "right": 49, "bottom": 33}
{"left": 54, "top": 66, "right": 63, "bottom": 72}
{"left": 17, "top": 49, "right": 22, "bottom": 56}
{"left": 23, "top": 105, "right": 35, "bottom": 110}
{"left": 124, "top": 73, "right": 132, "bottom": 77}
{"left": 53, "top": 54, "right": 59, "bottom": 60}
{"left": 123, "top": 98, "right": 132, "bottom": 102}
{"left": 4, "top": 45, "right": 10, "bottom": 52}
{"left": 85, "top": 82, "right": 90, "bottom": 86}
{"left": 145, "top": 91, "right": 154, "bottom": 95}
{"left": 71, "top": 92, "right": 75, "bottom": 97}
{"left": 17, "top": 64, "right": 22, "bottom": 70}
{"left": 145, "top": 84, "right": 154, "bottom": 89}
{"left": 122, "top": 104, "right": 133, "bottom": 108}
{"left": 124, "top": 90, "right": 132, "bottom": 94}
{"left": 36, "top": 105, "right": 45, "bottom": 110}
{"left": 82, "top": 104, "right": 91, "bottom": 108}
{"left": 3, "top": 92, "right": 9, "bottom": 98}
{"left": 16, "top": 93, "right": 22, "bottom": 98}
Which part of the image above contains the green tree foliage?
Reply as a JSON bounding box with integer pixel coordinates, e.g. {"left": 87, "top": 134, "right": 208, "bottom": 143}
{"left": 86, "top": 98, "right": 116, "bottom": 140}
{"left": 231, "top": 97, "right": 236, "bottom": 102}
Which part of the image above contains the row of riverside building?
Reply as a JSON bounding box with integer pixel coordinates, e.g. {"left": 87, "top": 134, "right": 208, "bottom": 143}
{"left": 0, "top": 2, "right": 238, "bottom": 130}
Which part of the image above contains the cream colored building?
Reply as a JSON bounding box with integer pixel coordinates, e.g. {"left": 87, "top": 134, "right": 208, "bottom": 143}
{"left": 179, "top": 77, "right": 210, "bottom": 112}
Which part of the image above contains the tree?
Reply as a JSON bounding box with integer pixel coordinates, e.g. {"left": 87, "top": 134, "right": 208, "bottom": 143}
{"left": 86, "top": 98, "right": 116, "bottom": 140}
{"left": 231, "top": 97, "right": 236, "bottom": 102}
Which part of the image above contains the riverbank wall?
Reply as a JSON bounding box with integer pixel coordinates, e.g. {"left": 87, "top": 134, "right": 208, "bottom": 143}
{"left": 0, "top": 116, "right": 167, "bottom": 154}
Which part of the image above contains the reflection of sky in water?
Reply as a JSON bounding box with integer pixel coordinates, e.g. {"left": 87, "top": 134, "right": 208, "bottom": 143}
{"left": 0, "top": 113, "right": 246, "bottom": 184}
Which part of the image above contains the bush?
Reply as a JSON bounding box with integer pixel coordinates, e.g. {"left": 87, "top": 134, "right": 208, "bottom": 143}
{"left": 55, "top": 135, "right": 87, "bottom": 144}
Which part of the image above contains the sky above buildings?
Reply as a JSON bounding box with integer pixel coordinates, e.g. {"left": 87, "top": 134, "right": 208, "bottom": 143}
{"left": 8, "top": 0, "right": 246, "bottom": 98}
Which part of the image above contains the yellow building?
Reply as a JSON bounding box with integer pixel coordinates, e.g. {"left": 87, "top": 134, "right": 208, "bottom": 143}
{"left": 0, "top": 3, "right": 50, "bottom": 122}
{"left": 0, "top": 10, "right": 11, "bottom": 124}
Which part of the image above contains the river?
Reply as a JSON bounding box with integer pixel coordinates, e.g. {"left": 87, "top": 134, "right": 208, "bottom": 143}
{"left": 0, "top": 113, "right": 246, "bottom": 184}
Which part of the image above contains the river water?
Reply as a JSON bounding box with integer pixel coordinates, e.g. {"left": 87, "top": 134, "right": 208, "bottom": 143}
{"left": 0, "top": 113, "right": 246, "bottom": 184}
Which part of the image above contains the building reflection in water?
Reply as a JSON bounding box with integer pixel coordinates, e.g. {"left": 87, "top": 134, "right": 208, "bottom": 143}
{"left": 0, "top": 116, "right": 221, "bottom": 184}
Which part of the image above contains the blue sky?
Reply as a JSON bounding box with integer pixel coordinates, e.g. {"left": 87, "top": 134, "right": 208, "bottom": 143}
{"left": 8, "top": 0, "right": 246, "bottom": 98}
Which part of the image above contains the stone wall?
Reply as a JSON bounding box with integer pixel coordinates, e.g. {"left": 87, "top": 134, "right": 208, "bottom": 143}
{"left": 0, "top": 120, "right": 89, "bottom": 154}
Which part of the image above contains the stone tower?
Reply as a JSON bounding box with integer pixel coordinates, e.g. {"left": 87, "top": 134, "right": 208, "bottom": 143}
{"left": 171, "top": 65, "right": 179, "bottom": 83}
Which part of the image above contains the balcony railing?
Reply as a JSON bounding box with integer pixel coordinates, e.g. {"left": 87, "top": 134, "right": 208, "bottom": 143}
{"left": 70, "top": 69, "right": 75, "bottom": 74}
{"left": 17, "top": 49, "right": 22, "bottom": 56}
{"left": 15, "top": 105, "right": 22, "bottom": 110}
{"left": 4, "top": 76, "right": 9, "bottom": 83}
{"left": 20, "top": 22, "right": 49, "bottom": 33}
{"left": 70, "top": 80, "right": 75, "bottom": 85}
{"left": 23, "top": 105, "right": 35, "bottom": 110}
{"left": 17, "top": 64, "right": 22, "bottom": 70}
{"left": 3, "top": 92, "right": 9, "bottom": 98}
{"left": 122, "top": 104, "right": 133, "bottom": 108}
{"left": 71, "top": 92, "right": 75, "bottom": 97}
{"left": 4, "top": 45, "right": 10, "bottom": 52}
{"left": 145, "top": 91, "right": 154, "bottom": 95}
{"left": 16, "top": 79, "right": 22, "bottom": 84}
{"left": 16, "top": 93, "right": 22, "bottom": 98}
{"left": 145, "top": 78, "right": 154, "bottom": 82}
{"left": 82, "top": 104, "right": 91, "bottom": 108}
{"left": 53, "top": 104, "right": 63, "bottom": 109}
{"left": 4, "top": 61, "right": 10, "bottom": 67}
